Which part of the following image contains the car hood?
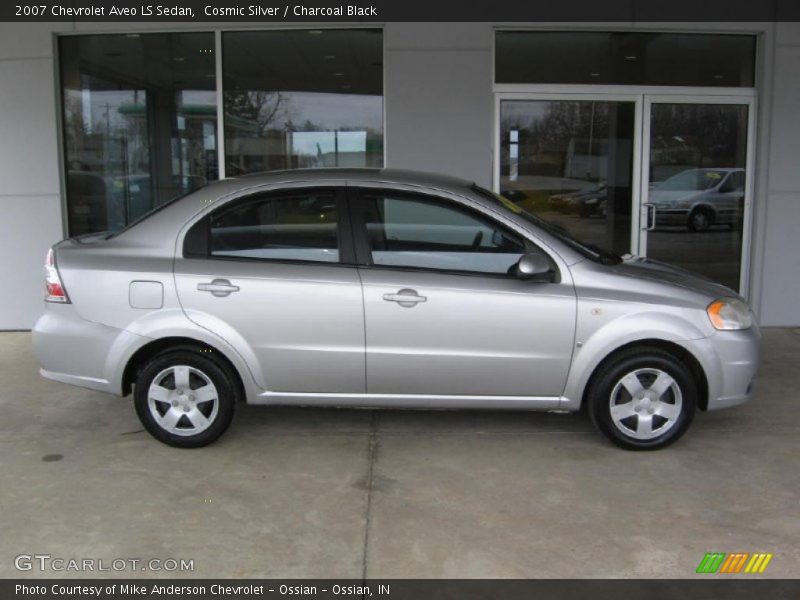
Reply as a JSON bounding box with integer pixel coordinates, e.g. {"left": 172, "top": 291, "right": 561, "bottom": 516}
{"left": 612, "top": 255, "right": 738, "bottom": 299}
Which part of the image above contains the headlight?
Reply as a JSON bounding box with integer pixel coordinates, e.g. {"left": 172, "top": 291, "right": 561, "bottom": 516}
{"left": 707, "top": 298, "right": 752, "bottom": 330}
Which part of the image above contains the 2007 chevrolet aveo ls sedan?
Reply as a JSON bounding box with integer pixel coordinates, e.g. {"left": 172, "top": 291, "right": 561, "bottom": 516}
{"left": 33, "top": 169, "right": 760, "bottom": 450}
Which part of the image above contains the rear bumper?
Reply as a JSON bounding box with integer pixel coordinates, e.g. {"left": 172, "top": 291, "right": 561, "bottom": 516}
{"left": 32, "top": 303, "right": 144, "bottom": 396}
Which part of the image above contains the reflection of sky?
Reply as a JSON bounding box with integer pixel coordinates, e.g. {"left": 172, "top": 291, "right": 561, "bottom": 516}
{"left": 502, "top": 101, "right": 549, "bottom": 127}
{"left": 280, "top": 92, "right": 382, "bottom": 131}
{"left": 290, "top": 131, "right": 366, "bottom": 156}
{"left": 77, "top": 88, "right": 380, "bottom": 133}
{"left": 77, "top": 89, "right": 216, "bottom": 132}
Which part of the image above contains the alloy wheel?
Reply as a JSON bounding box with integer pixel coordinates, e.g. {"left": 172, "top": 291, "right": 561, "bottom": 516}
{"left": 147, "top": 365, "right": 219, "bottom": 437}
{"left": 608, "top": 368, "right": 683, "bottom": 440}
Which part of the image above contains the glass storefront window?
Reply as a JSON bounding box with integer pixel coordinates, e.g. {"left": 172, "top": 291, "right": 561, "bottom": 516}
{"left": 496, "top": 32, "right": 756, "bottom": 88}
{"left": 499, "top": 99, "right": 636, "bottom": 256}
{"left": 222, "top": 29, "right": 383, "bottom": 175}
{"left": 645, "top": 103, "right": 749, "bottom": 290}
{"left": 59, "top": 33, "right": 218, "bottom": 236}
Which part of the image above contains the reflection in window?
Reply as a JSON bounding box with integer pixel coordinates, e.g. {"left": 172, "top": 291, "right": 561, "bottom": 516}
{"left": 210, "top": 193, "right": 339, "bottom": 262}
{"left": 499, "top": 100, "right": 635, "bottom": 256}
{"left": 496, "top": 31, "right": 756, "bottom": 87}
{"left": 362, "top": 194, "right": 526, "bottom": 275}
{"left": 222, "top": 29, "right": 383, "bottom": 175}
{"left": 647, "top": 103, "right": 749, "bottom": 291}
{"left": 59, "top": 33, "right": 218, "bottom": 235}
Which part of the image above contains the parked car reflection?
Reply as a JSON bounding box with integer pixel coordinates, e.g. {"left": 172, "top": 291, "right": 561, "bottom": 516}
{"left": 651, "top": 168, "right": 745, "bottom": 232}
{"left": 548, "top": 182, "right": 607, "bottom": 218}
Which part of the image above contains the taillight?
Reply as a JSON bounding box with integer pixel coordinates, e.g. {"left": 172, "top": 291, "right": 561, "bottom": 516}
{"left": 44, "top": 248, "right": 70, "bottom": 303}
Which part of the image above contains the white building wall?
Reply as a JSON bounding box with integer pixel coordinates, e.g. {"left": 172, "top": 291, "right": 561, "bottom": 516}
{"left": 757, "top": 22, "right": 800, "bottom": 326}
{"left": 383, "top": 23, "right": 493, "bottom": 187}
{"left": 0, "top": 21, "right": 798, "bottom": 328}
{"left": 0, "top": 23, "right": 70, "bottom": 329}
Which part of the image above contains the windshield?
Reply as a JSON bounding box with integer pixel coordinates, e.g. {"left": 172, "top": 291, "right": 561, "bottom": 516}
{"left": 656, "top": 169, "right": 725, "bottom": 192}
{"left": 472, "top": 185, "right": 621, "bottom": 265}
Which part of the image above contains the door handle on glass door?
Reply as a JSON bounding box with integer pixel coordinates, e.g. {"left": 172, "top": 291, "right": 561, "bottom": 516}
{"left": 642, "top": 203, "right": 657, "bottom": 231}
{"left": 197, "top": 279, "right": 240, "bottom": 297}
{"left": 383, "top": 288, "right": 427, "bottom": 308}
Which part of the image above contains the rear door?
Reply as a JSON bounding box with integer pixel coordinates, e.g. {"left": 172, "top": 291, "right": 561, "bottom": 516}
{"left": 174, "top": 185, "right": 365, "bottom": 394}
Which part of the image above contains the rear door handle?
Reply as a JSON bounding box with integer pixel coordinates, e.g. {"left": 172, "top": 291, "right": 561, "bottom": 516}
{"left": 383, "top": 288, "right": 427, "bottom": 308}
{"left": 197, "top": 278, "right": 240, "bottom": 297}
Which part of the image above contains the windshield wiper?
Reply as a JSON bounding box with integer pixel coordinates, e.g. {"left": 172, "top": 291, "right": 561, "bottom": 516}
{"left": 585, "top": 244, "right": 623, "bottom": 265}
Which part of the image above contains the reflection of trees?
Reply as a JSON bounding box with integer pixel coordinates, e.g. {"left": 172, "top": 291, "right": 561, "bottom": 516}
{"left": 224, "top": 90, "right": 288, "bottom": 175}
{"left": 502, "top": 102, "right": 610, "bottom": 153}
{"left": 63, "top": 92, "right": 89, "bottom": 170}
{"left": 224, "top": 90, "right": 384, "bottom": 173}
{"left": 650, "top": 104, "right": 746, "bottom": 170}
{"left": 224, "top": 90, "right": 286, "bottom": 136}
{"left": 501, "top": 102, "right": 614, "bottom": 181}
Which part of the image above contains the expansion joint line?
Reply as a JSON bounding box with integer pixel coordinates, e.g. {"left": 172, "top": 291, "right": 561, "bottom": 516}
{"left": 361, "top": 412, "right": 380, "bottom": 584}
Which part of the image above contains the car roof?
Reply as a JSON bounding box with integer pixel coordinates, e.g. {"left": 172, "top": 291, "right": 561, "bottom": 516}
{"left": 224, "top": 168, "right": 475, "bottom": 193}
{"left": 107, "top": 167, "right": 590, "bottom": 266}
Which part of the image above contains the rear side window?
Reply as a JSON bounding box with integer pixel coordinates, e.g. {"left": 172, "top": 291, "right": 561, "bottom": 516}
{"left": 187, "top": 191, "right": 340, "bottom": 263}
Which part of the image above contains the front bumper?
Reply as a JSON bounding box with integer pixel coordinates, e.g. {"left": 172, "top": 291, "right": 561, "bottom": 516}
{"left": 685, "top": 326, "right": 761, "bottom": 411}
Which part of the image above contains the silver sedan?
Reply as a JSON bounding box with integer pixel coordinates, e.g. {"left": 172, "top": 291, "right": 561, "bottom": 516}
{"left": 33, "top": 169, "right": 760, "bottom": 450}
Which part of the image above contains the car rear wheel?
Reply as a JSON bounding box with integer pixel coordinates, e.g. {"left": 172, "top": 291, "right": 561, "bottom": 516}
{"left": 134, "top": 349, "right": 236, "bottom": 448}
{"left": 587, "top": 347, "right": 697, "bottom": 450}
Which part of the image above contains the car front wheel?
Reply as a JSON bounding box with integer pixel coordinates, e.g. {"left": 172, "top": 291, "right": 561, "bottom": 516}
{"left": 688, "top": 208, "right": 713, "bottom": 232}
{"left": 134, "top": 349, "right": 236, "bottom": 448}
{"left": 587, "top": 347, "right": 697, "bottom": 450}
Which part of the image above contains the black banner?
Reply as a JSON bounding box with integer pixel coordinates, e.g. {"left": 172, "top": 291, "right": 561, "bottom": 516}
{"left": 2, "top": 0, "right": 800, "bottom": 22}
{"left": 5, "top": 580, "right": 800, "bottom": 600}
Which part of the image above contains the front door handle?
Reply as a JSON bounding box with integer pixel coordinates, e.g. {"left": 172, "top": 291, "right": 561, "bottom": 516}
{"left": 383, "top": 288, "right": 427, "bottom": 308}
{"left": 197, "top": 278, "right": 240, "bottom": 297}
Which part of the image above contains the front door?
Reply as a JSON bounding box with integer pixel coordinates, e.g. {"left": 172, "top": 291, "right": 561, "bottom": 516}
{"left": 351, "top": 187, "right": 577, "bottom": 399}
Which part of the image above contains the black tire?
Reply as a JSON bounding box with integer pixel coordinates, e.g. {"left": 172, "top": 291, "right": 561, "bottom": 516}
{"left": 134, "top": 348, "right": 237, "bottom": 448}
{"left": 587, "top": 347, "right": 697, "bottom": 450}
{"left": 687, "top": 208, "right": 713, "bottom": 232}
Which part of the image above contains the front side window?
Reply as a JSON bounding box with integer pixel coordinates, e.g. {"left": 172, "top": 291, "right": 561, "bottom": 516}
{"left": 359, "top": 193, "right": 527, "bottom": 275}
{"left": 208, "top": 192, "right": 339, "bottom": 263}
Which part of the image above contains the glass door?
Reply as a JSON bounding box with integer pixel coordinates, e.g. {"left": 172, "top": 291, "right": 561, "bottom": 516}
{"left": 497, "top": 95, "right": 640, "bottom": 257}
{"left": 496, "top": 93, "right": 755, "bottom": 295}
{"left": 640, "top": 96, "right": 755, "bottom": 292}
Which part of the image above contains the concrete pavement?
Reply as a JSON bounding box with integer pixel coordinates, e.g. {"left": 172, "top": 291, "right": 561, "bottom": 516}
{"left": 1, "top": 329, "right": 798, "bottom": 578}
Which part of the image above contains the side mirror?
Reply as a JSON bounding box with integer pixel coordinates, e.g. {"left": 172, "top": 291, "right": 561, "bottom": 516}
{"left": 516, "top": 253, "right": 553, "bottom": 281}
